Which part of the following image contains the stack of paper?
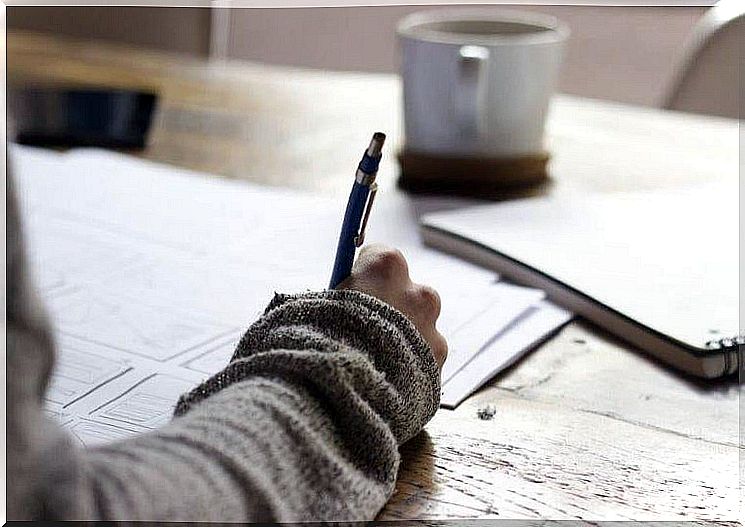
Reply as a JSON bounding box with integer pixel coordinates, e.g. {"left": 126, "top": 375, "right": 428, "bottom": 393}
{"left": 12, "top": 145, "right": 571, "bottom": 446}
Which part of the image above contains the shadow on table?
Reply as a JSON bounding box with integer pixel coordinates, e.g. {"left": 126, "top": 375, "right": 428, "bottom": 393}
{"left": 575, "top": 319, "right": 741, "bottom": 395}
{"left": 493, "top": 318, "right": 740, "bottom": 396}
{"left": 379, "top": 430, "right": 437, "bottom": 521}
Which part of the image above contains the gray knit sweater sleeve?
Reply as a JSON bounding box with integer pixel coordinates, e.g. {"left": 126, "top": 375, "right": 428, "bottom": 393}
{"left": 81, "top": 290, "right": 440, "bottom": 522}
{"left": 7, "top": 166, "right": 441, "bottom": 522}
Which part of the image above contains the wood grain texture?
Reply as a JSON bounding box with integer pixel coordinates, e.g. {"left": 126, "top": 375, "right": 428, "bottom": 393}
{"left": 7, "top": 31, "right": 741, "bottom": 522}
{"left": 390, "top": 391, "right": 738, "bottom": 521}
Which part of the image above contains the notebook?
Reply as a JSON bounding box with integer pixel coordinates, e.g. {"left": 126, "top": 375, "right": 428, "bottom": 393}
{"left": 421, "top": 183, "right": 741, "bottom": 379}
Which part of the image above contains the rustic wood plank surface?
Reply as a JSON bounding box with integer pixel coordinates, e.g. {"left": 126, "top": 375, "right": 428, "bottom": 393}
{"left": 7, "top": 31, "right": 741, "bottom": 522}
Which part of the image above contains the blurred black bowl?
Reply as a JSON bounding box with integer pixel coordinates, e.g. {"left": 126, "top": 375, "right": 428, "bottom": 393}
{"left": 11, "top": 87, "right": 158, "bottom": 150}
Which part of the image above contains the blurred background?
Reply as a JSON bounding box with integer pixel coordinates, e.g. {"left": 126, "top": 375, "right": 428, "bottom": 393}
{"left": 7, "top": 3, "right": 740, "bottom": 114}
{"left": 6, "top": 2, "right": 742, "bottom": 194}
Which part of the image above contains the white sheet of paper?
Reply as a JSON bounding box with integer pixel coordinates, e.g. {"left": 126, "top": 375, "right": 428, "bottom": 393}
{"left": 42, "top": 334, "right": 210, "bottom": 447}
{"left": 11, "top": 144, "right": 569, "bottom": 439}
{"left": 46, "top": 335, "right": 132, "bottom": 407}
{"left": 441, "top": 301, "right": 573, "bottom": 408}
{"left": 440, "top": 283, "right": 544, "bottom": 384}
{"left": 182, "top": 333, "right": 244, "bottom": 375}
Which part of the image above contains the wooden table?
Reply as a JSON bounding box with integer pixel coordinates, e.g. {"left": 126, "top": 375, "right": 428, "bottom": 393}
{"left": 8, "top": 31, "right": 741, "bottom": 523}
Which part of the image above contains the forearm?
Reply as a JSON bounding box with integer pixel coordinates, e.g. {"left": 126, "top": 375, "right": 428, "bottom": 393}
{"left": 80, "top": 290, "right": 440, "bottom": 522}
{"left": 86, "top": 375, "right": 391, "bottom": 521}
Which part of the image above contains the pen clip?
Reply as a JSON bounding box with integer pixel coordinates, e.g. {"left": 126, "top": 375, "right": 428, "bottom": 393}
{"left": 354, "top": 182, "right": 378, "bottom": 247}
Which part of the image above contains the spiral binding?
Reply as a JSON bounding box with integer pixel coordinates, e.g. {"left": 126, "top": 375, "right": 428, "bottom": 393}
{"left": 703, "top": 335, "right": 744, "bottom": 376}
{"left": 704, "top": 335, "right": 745, "bottom": 350}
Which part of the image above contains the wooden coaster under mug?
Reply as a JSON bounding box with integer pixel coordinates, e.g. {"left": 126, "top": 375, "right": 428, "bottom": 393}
{"left": 398, "top": 149, "right": 550, "bottom": 199}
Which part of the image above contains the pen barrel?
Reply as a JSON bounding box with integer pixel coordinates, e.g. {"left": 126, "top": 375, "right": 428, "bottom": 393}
{"left": 329, "top": 181, "right": 371, "bottom": 288}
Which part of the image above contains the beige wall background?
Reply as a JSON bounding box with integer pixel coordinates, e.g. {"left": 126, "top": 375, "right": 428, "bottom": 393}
{"left": 225, "top": 6, "right": 707, "bottom": 108}
{"left": 8, "top": 5, "right": 709, "bottom": 108}
{"left": 8, "top": 7, "right": 212, "bottom": 56}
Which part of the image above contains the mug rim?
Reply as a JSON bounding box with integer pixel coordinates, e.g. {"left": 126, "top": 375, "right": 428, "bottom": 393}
{"left": 397, "top": 8, "right": 570, "bottom": 46}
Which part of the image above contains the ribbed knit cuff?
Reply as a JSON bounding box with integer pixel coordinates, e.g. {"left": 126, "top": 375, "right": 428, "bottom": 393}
{"left": 174, "top": 289, "right": 441, "bottom": 444}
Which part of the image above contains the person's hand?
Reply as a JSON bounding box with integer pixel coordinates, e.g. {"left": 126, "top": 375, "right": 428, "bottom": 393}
{"left": 337, "top": 244, "right": 448, "bottom": 369}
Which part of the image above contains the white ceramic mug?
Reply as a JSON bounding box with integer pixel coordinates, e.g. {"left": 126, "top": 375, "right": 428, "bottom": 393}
{"left": 398, "top": 9, "right": 569, "bottom": 158}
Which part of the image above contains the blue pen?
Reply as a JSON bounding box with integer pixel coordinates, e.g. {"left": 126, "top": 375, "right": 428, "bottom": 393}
{"left": 329, "top": 132, "right": 386, "bottom": 288}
